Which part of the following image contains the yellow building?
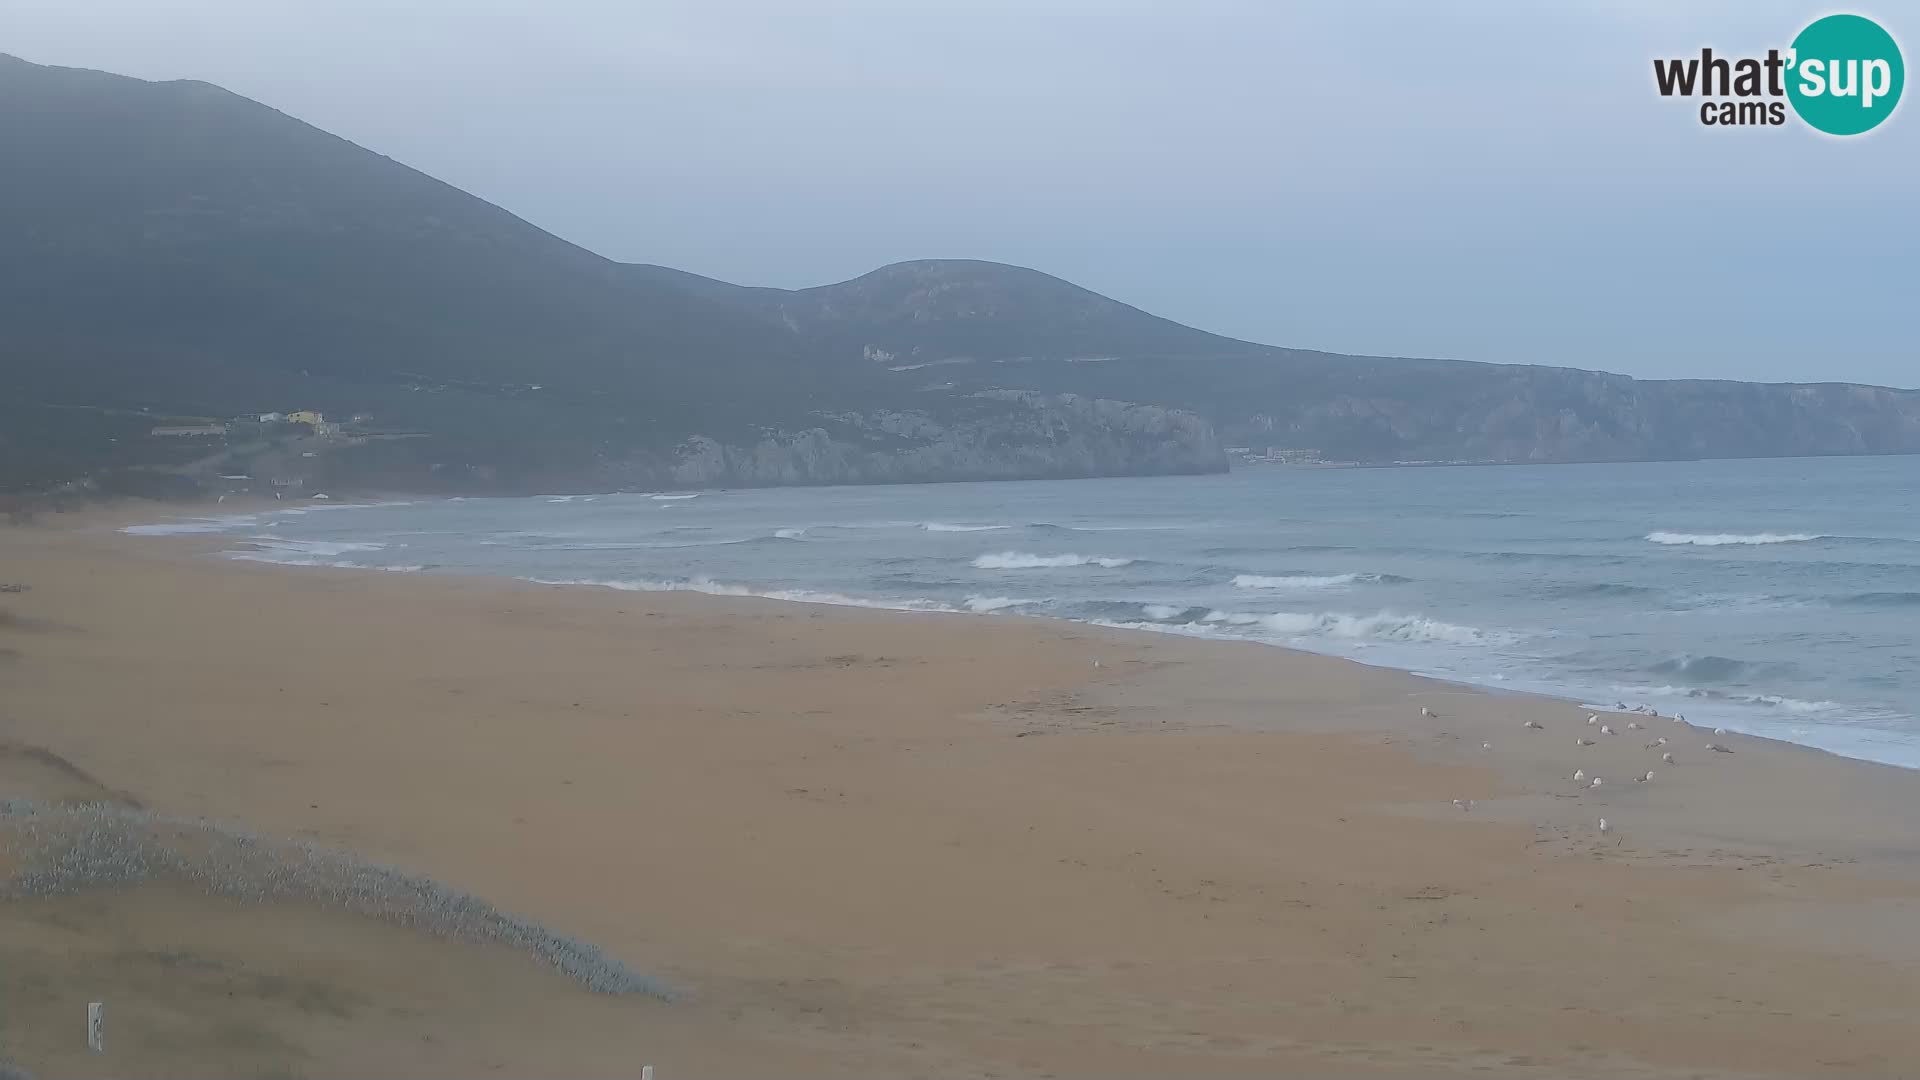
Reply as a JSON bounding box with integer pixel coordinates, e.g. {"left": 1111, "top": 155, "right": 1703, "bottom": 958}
{"left": 286, "top": 410, "right": 324, "bottom": 427}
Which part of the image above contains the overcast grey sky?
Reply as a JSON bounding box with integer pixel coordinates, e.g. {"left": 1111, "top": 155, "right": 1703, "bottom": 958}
{"left": 7, "top": 0, "right": 1916, "bottom": 385}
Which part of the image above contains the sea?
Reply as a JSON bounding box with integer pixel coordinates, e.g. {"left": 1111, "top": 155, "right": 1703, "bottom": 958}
{"left": 127, "top": 455, "right": 1920, "bottom": 768}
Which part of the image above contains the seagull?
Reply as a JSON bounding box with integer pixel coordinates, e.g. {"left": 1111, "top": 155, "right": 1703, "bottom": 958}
{"left": 1662, "top": 752, "right": 1675, "bottom": 764}
{"left": 1655, "top": 737, "right": 1667, "bottom": 746}
{"left": 1638, "top": 770, "right": 1654, "bottom": 783}
{"left": 1587, "top": 714, "right": 1600, "bottom": 725}
{"left": 1598, "top": 817, "right": 1611, "bottom": 834}
{"left": 1574, "top": 769, "right": 1585, "bottom": 781}
{"left": 1707, "top": 743, "right": 1734, "bottom": 753}
{"left": 1093, "top": 659, "right": 1102, "bottom": 668}
{"left": 1523, "top": 719, "right": 1544, "bottom": 730}
{"left": 1452, "top": 798, "right": 1474, "bottom": 812}
{"left": 1675, "top": 713, "right": 1687, "bottom": 723}
{"left": 1421, "top": 706, "right": 1434, "bottom": 718}
{"left": 1482, "top": 742, "right": 1493, "bottom": 751}
{"left": 1713, "top": 727, "right": 1729, "bottom": 735}
{"left": 1576, "top": 737, "right": 1596, "bottom": 747}
{"left": 1590, "top": 777, "right": 1604, "bottom": 788}
{"left": 1599, "top": 725, "right": 1615, "bottom": 735}
{"left": 1627, "top": 721, "right": 1644, "bottom": 730}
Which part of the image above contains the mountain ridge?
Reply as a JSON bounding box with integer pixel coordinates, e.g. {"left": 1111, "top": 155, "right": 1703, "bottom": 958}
{"left": 3, "top": 52, "right": 1916, "bottom": 495}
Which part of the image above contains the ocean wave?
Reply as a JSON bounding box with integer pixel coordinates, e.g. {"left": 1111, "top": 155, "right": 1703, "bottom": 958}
{"left": 221, "top": 554, "right": 423, "bottom": 573}
{"left": 920, "top": 522, "right": 1010, "bottom": 532}
{"left": 1105, "top": 607, "right": 1505, "bottom": 647}
{"left": 1645, "top": 531, "right": 1822, "bottom": 546}
{"left": 525, "top": 576, "right": 952, "bottom": 612}
{"left": 972, "top": 551, "right": 1135, "bottom": 570}
{"left": 1142, "top": 603, "right": 1202, "bottom": 621}
{"left": 772, "top": 528, "right": 806, "bottom": 540}
{"left": 1249, "top": 610, "right": 1500, "bottom": 646}
{"left": 1231, "top": 572, "right": 1406, "bottom": 589}
{"left": 1833, "top": 591, "right": 1920, "bottom": 607}
{"left": 1643, "top": 653, "right": 1800, "bottom": 684}
{"left": 237, "top": 537, "right": 388, "bottom": 557}
{"left": 1733, "top": 693, "right": 1847, "bottom": 715}
{"left": 962, "top": 595, "right": 1043, "bottom": 613}
{"left": 1543, "top": 581, "right": 1661, "bottom": 599}
{"left": 648, "top": 493, "right": 702, "bottom": 501}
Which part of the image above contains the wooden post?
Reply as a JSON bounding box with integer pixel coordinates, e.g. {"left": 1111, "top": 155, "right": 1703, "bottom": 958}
{"left": 86, "top": 1002, "right": 105, "bottom": 1052}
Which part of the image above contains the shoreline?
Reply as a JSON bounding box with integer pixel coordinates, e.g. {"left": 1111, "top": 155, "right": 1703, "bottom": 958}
{"left": 6, "top": 503, "right": 1920, "bottom": 1076}
{"left": 118, "top": 496, "right": 1920, "bottom": 772}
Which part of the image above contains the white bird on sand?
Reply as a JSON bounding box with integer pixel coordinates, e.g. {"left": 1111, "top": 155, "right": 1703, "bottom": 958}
{"left": 1587, "top": 714, "right": 1600, "bottom": 725}
{"left": 1421, "top": 706, "right": 1434, "bottom": 718}
{"left": 1713, "top": 727, "right": 1729, "bottom": 735}
{"left": 1590, "top": 777, "right": 1604, "bottom": 788}
{"left": 1576, "top": 737, "right": 1595, "bottom": 747}
{"left": 1638, "top": 770, "right": 1654, "bottom": 783}
{"left": 1675, "top": 713, "right": 1687, "bottom": 723}
{"left": 1599, "top": 725, "right": 1615, "bottom": 735}
{"left": 1452, "top": 798, "right": 1474, "bottom": 812}
{"left": 1523, "top": 719, "right": 1544, "bottom": 730}
{"left": 1655, "top": 737, "right": 1667, "bottom": 746}
{"left": 1707, "top": 743, "right": 1734, "bottom": 753}
{"left": 1599, "top": 817, "right": 1611, "bottom": 835}
{"left": 1573, "top": 769, "right": 1585, "bottom": 781}
{"left": 1481, "top": 742, "right": 1493, "bottom": 751}
{"left": 1627, "top": 721, "right": 1644, "bottom": 730}
{"left": 1662, "top": 752, "right": 1675, "bottom": 764}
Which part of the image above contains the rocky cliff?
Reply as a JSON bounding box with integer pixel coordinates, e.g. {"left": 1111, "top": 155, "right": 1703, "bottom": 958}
{"left": 595, "top": 393, "right": 1225, "bottom": 489}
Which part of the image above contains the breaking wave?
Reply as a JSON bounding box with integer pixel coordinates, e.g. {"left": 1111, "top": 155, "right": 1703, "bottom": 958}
{"left": 972, "top": 551, "right": 1135, "bottom": 570}
{"left": 1231, "top": 572, "right": 1405, "bottom": 589}
{"left": 1645, "top": 531, "right": 1822, "bottom": 546}
{"left": 921, "top": 522, "right": 1010, "bottom": 532}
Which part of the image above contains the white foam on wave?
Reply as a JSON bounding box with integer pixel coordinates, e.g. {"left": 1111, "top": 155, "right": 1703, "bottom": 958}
{"left": 773, "top": 528, "right": 806, "bottom": 540}
{"left": 1192, "top": 608, "right": 1504, "bottom": 646}
{"left": 972, "top": 551, "right": 1135, "bottom": 570}
{"left": 222, "top": 554, "right": 423, "bottom": 572}
{"left": 921, "top": 522, "right": 1010, "bottom": 532}
{"left": 962, "top": 595, "right": 1040, "bottom": 613}
{"left": 649, "top": 493, "right": 701, "bottom": 501}
{"left": 1142, "top": 603, "right": 1188, "bottom": 620}
{"left": 525, "top": 576, "right": 953, "bottom": 612}
{"left": 1233, "top": 573, "right": 1362, "bottom": 589}
{"left": 1645, "top": 531, "right": 1822, "bottom": 546}
{"left": 237, "top": 537, "right": 388, "bottom": 557}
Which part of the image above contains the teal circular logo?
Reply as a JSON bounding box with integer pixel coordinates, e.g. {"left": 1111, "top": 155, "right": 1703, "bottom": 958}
{"left": 1787, "top": 14, "right": 1904, "bottom": 135}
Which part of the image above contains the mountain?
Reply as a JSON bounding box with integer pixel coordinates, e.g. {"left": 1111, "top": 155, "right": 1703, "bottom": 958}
{"left": 2, "top": 53, "right": 1916, "bottom": 495}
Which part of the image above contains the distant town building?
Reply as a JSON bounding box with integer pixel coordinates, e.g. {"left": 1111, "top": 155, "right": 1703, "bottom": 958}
{"left": 287, "top": 410, "right": 324, "bottom": 427}
{"left": 258, "top": 411, "right": 285, "bottom": 422}
{"left": 151, "top": 424, "right": 228, "bottom": 437}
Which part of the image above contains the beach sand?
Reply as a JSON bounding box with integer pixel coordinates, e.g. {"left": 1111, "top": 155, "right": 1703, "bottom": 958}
{"left": 2, "top": 504, "right": 1917, "bottom": 1077}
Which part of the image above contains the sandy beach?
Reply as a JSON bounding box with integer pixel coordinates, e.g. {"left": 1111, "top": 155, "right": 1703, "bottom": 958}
{"left": 3, "top": 503, "right": 1918, "bottom": 1078}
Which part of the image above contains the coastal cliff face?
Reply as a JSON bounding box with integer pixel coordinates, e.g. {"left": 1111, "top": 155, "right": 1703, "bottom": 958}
{"left": 596, "top": 393, "right": 1226, "bottom": 489}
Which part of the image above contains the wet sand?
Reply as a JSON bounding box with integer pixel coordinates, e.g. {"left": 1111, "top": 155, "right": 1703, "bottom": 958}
{"left": 2, "top": 504, "right": 1917, "bottom": 1078}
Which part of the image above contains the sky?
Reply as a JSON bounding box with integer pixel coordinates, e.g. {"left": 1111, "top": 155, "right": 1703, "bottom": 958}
{"left": 6, "top": 0, "right": 1917, "bottom": 386}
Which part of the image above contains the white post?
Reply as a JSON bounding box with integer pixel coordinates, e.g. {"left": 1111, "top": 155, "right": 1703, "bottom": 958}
{"left": 86, "top": 1002, "right": 105, "bottom": 1052}
{"left": 640, "top": 1068, "right": 653, "bottom": 1080}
